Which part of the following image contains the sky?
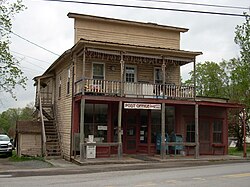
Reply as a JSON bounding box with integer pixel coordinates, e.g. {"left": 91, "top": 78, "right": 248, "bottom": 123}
{"left": 0, "top": 0, "right": 249, "bottom": 112}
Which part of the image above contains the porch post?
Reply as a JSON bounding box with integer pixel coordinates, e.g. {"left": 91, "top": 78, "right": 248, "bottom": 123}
{"left": 161, "top": 103, "right": 166, "bottom": 159}
{"left": 243, "top": 108, "right": 247, "bottom": 158}
{"left": 82, "top": 47, "right": 86, "bottom": 95}
{"left": 195, "top": 103, "right": 199, "bottom": 159}
{"left": 118, "top": 100, "right": 123, "bottom": 159}
{"left": 160, "top": 57, "right": 166, "bottom": 159}
{"left": 80, "top": 98, "right": 85, "bottom": 161}
{"left": 120, "top": 52, "right": 125, "bottom": 97}
{"left": 193, "top": 57, "right": 199, "bottom": 159}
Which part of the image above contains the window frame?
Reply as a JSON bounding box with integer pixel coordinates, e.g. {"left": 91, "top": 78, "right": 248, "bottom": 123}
{"left": 92, "top": 62, "right": 105, "bottom": 80}
{"left": 213, "top": 120, "right": 223, "bottom": 143}
{"left": 66, "top": 67, "right": 71, "bottom": 95}
{"left": 58, "top": 75, "right": 62, "bottom": 99}
{"left": 154, "top": 67, "right": 163, "bottom": 84}
{"left": 124, "top": 65, "right": 137, "bottom": 83}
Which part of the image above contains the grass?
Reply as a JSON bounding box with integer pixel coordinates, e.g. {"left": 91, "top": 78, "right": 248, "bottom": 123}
{"left": 228, "top": 146, "right": 250, "bottom": 157}
{"left": 9, "top": 151, "right": 45, "bottom": 162}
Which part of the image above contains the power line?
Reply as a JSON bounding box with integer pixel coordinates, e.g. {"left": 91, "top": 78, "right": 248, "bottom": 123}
{"left": 40, "top": 0, "right": 247, "bottom": 17}
{"left": 132, "top": 0, "right": 249, "bottom": 10}
{"left": 11, "top": 50, "right": 51, "bottom": 65}
{"left": 13, "top": 55, "right": 46, "bottom": 70}
{"left": 0, "top": 25, "right": 60, "bottom": 56}
{"left": 10, "top": 31, "right": 60, "bottom": 56}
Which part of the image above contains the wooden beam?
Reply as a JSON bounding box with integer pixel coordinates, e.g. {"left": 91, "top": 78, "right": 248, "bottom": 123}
{"left": 80, "top": 98, "right": 85, "bottom": 161}
{"left": 82, "top": 47, "right": 86, "bottom": 95}
{"left": 118, "top": 100, "right": 123, "bottom": 159}
{"left": 161, "top": 103, "right": 166, "bottom": 159}
{"left": 195, "top": 103, "right": 199, "bottom": 159}
{"left": 120, "top": 52, "right": 124, "bottom": 97}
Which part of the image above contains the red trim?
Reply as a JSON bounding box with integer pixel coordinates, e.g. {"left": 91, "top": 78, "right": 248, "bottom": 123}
{"left": 198, "top": 101, "right": 243, "bottom": 108}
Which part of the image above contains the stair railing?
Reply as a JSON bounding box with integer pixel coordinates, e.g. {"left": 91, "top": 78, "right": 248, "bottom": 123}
{"left": 37, "top": 79, "right": 47, "bottom": 157}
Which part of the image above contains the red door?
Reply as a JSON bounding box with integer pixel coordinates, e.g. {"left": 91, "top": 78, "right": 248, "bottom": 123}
{"left": 124, "top": 110, "right": 138, "bottom": 154}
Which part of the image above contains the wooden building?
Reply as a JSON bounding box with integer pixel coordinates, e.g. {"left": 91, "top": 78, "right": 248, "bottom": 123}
{"left": 16, "top": 121, "right": 42, "bottom": 157}
{"left": 34, "top": 13, "right": 242, "bottom": 160}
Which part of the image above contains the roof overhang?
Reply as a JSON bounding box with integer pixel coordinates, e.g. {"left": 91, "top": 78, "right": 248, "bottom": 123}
{"left": 72, "top": 38, "right": 202, "bottom": 64}
{"left": 68, "top": 12, "right": 189, "bottom": 33}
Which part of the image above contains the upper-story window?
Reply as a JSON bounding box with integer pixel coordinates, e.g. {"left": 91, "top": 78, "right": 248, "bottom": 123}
{"left": 154, "top": 67, "right": 163, "bottom": 84}
{"left": 93, "top": 63, "right": 105, "bottom": 80}
{"left": 125, "top": 65, "right": 137, "bottom": 82}
{"left": 66, "top": 68, "right": 71, "bottom": 95}
{"left": 58, "top": 76, "right": 62, "bottom": 98}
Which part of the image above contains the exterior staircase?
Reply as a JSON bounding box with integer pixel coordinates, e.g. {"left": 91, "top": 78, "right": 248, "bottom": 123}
{"left": 36, "top": 93, "right": 61, "bottom": 158}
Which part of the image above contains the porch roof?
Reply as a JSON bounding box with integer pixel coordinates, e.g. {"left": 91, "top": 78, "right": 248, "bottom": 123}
{"left": 72, "top": 38, "right": 202, "bottom": 63}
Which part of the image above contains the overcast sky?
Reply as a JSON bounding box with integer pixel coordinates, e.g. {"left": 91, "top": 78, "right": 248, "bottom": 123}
{"left": 0, "top": 0, "right": 249, "bottom": 112}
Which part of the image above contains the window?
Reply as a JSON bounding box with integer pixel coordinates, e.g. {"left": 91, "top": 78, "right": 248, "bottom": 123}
{"left": 186, "top": 122, "right": 195, "bottom": 142}
{"left": 125, "top": 65, "right": 136, "bottom": 82}
{"left": 154, "top": 67, "right": 163, "bottom": 84}
{"left": 151, "top": 110, "right": 161, "bottom": 143}
{"left": 213, "top": 120, "right": 223, "bottom": 143}
{"left": 93, "top": 63, "right": 104, "bottom": 80}
{"left": 140, "top": 110, "right": 148, "bottom": 143}
{"left": 66, "top": 68, "right": 71, "bottom": 95}
{"left": 84, "top": 104, "right": 108, "bottom": 143}
{"left": 166, "top": 106, "right": 175, "bottom": 134}
{"left": 58, "top": 76, "right": 62, "bottom": 98}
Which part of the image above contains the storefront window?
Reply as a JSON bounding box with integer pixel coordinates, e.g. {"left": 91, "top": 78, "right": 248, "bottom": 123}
{"left": 166, "top": 106, "right": 175, "bottom": 135}
{"left": 151, "top": 110, "right": 161, "bottom": 143}
{"left": 140, "top": 110, "right": 148, "bottom": 143}
{"left": 84, "top": 104, "right": 108, "bottom": 142}
{"left": 213, "top": 120, "right": 222, "bottom": 143}
{"left": 186, "top": 122, "right": 195, "bottom": 142}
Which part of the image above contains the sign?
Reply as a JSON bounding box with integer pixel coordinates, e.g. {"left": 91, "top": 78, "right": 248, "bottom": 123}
{"left": 98, "top": 126, "right": 107, "bottom": 130}
{"left": 124, "top": 103, "right": 161, "bottom": 110}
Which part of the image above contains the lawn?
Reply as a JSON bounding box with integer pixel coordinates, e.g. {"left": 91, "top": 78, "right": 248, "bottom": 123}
{"left": 228, "top": 146, "right": 250, "bottom": 157}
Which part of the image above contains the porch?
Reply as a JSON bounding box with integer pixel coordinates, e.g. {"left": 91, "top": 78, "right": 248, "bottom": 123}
{"left": 75, "top": 78, "right": 194, "bottom": 99}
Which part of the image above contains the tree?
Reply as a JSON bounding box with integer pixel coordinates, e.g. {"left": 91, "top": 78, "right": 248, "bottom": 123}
{"left": 0, "top": 0, "right": 27, "bottom": 99}
{"left": 185, "top": 13, "right": 250, "bottom": 150}
{"left": 185, "top": 61, "right": 229, "bottom": 98}
{"left": 0, "top": 103, "right": 35, "bottom": 137}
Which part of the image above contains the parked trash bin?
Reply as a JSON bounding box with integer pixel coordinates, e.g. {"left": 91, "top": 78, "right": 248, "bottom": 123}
{"left": 156, "top": 133, "right": 169, "bottom": 153}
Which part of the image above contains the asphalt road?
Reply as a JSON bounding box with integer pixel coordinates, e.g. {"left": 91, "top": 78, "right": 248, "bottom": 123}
{"left": 1, "top": 162, "right": 250, "bottom": 187}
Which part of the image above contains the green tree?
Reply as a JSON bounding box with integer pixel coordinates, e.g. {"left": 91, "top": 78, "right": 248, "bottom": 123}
{"left": 0, "top": 0, "right": 27, "bottom": 99}
{"left": 185, "top": 13, "right": 250, "bottom": 149}
{"left": 185, "top": 61, "right": 229, "bottom": 98}
{"left": 0, "top": 103, "right": 34, "bottom": 137}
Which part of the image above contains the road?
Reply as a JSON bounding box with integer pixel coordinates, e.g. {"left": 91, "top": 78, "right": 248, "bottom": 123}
{"left": 1, "top": 162, "right": 250, "bottom": 187}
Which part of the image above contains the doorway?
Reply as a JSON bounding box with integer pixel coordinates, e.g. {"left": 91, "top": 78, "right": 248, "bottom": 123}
{"left": 123, "top": 110, "right": 139, "bottom": 154}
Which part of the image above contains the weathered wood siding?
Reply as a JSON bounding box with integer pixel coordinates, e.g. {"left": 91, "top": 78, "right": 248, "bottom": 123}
{"left": 16, "top": 121, "right": 42, "bottom": 157}
{"left": 74, "top": 18, "right": 181, "bottom": 49}
{"left": 76, "top": 59, "right": 180, "bottom": 85}
{"left": 54, "top": 56, "right": 73, "bottom": 160}
{"left": 18, "top": 134, "right": 41, "bottom": 156}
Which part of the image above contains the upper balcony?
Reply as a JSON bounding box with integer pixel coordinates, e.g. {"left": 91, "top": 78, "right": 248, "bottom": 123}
{"left": 75, "top": 78, "right": 194, "bottom": 100}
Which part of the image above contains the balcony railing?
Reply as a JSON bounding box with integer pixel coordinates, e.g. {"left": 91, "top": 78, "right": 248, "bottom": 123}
{"left": 75, "top": 79, "right": 194, "bottom": 99}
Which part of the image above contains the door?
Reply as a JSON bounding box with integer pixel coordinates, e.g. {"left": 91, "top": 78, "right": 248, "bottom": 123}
{"left": 124, "top": 110, "right": 138, "bottom": 154}
{"left": 124, "top": 65, "right": 137, "bottom": 95}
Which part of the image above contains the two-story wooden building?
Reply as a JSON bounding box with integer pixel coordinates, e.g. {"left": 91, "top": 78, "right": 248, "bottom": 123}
{"left": 35, "top": 13, "right": 242, "bottom": 161}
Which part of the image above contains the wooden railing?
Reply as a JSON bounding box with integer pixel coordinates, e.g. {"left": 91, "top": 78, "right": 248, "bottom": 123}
{"left": 75, "top": 78, "right": 194, "bottom": 99}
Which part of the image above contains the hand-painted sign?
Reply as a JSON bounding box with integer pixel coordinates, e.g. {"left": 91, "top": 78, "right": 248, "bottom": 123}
{"left": 124, "top": 103, "right": 161, "bottom": 110}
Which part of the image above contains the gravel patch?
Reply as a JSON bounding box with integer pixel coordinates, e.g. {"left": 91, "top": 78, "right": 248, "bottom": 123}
{"left": 12, "top": 160, "right": 53, "bottom": 169}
